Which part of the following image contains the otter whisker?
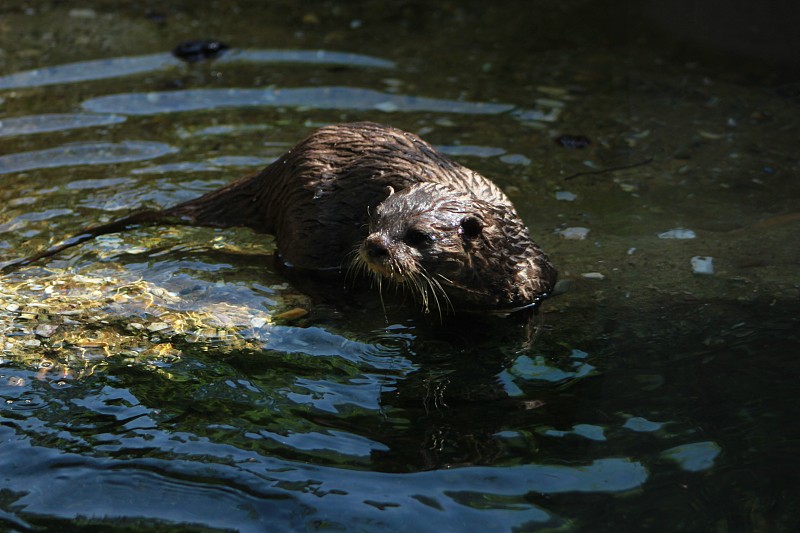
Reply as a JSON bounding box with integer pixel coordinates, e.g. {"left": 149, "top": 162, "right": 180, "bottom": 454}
{"left": 423, "top": 274, "right": 441, "bottom": 319}
{"left": 376, "top": 274, "right": 388, "bottom": 323}
{"left": 343, "top": 245, "right": 365, "bottom": 287}
{"left": 427, "top": 273, "right": 453, "bottom": 317}
{"left": 406, "top": 273, "right": 422, "bottom": 311}
{"left": 420, "top": 269, "right": 452, "bottom": 319}
{"left": 435, "top": 273, "right": 455, "bottom": 285}
{"left": 431, "top": 274, "right": 456, "bottom": 313}
{"left": 402, "top": 272, "right": 421, "bottom": 311}
{"left": 412, "top": 272, "right": 431, "bottom": 314}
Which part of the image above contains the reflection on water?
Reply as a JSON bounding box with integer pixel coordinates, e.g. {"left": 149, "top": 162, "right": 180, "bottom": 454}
{"left": 0, "top": 141, "right": 178, "bottom": 174}
{"left": 0, "top": 330, "right": 651, "bottom": 531}
{"left": 0, "top": 113, "right": 127, "bottom": 137}
{"left": 0, "top": 49, "right": 394, "bottom": 90}
{"left": 81, "top": 86, "right": 518, "bottom": 116}
{"left": 0, "top": 1, "right": 798, "bottom": 530}
{"left": 131, "top": 156, "right": 276, "bottom": 175}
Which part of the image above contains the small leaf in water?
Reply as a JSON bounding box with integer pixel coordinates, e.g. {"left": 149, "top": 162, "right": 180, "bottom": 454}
{"left": 274, "top": 308, "right": 309, "bottom": 321}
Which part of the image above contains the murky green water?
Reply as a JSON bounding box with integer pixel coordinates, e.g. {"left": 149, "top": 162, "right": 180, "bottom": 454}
{"left": 1, "top": 1, "right": 798, "bottom": 531}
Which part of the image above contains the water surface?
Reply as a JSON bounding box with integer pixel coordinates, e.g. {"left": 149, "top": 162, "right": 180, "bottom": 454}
{"left": 1, "top": 1, "right": 798, "bottom": 531}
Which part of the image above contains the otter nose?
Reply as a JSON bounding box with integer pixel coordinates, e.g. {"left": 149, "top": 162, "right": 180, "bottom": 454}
{"left": 365, "top": 234, "right": 390, "bottom": 259}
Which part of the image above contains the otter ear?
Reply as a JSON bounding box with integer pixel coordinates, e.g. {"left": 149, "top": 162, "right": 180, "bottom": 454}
{"left": 384, "top": 185, "right": 395, "bottom": 197}
{"left": 459, "top": 216, "right": 483, "bottom": 239}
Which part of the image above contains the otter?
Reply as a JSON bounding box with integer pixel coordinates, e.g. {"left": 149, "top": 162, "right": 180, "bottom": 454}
{"left": 2, "top": 122, "right": 556, "bottom": 315}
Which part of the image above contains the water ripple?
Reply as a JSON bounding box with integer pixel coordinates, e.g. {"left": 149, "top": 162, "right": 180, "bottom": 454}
{"left": 0, "top": 53, "right": 180, "bottom": 90}
{"left": 0, "top": 422, "right": 647, "bottom": 531}
{"left": 81, "top": 86, "right": 516, "bottom": 116}
{"left": 0, "top": 49, "right": 394, "bottom": 90}
{"left": 221, "top": 49, "right": 395, "bottom": 69}
{"left": 435, "top": 145, "right": 507, "bottom": 158}
{"left": 130, "top": 156, "right": 274, "bottom": 175}
{"left": 0, "top": 113, "right": 127, "bottom": 138}
{"left": 0, "top": 141, "right": 178, "bottom": 174}
{"left": 266, "top": 325, "right": 417, "bottom": 373}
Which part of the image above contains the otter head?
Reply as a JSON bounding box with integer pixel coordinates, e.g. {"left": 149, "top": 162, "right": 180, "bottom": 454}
{"left": 356, "top": 183, "right": 556, "bottom": 315}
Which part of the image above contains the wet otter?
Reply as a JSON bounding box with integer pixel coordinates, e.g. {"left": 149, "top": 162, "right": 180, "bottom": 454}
{"left": 3, "top": 122, "right": 556, "bottom": 314}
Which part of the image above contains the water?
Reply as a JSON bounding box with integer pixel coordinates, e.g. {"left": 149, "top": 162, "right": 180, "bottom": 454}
{"left": 1, "top": 1, "right": 799, "bottom": 531}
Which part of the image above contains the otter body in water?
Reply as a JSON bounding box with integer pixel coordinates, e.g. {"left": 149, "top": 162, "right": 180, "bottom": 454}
{"left": 4, "top": 122, "right": 556, "bottom": 314}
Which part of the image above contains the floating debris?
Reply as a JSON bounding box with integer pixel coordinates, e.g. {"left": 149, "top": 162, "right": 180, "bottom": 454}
{"left": 658, "top": 228, "right": 696, "bottom": 239}
{"left": 625, "top": 129, "right": 651, "bottom": 147}
{"left": 697, "top": 130, "right": 724, "bottom": 140}
{"left": 536, "top": 86, "right": 569, "bottom": 98}
{"left": 558, "top": 227, "right": 590, "bottom": 240}
{"left": 555, "top": 134, "right": 591, "bottom": 149}
{"left": 499, "top": 154, "right": 531, "bottom": 166}
{"left": 274, "top": 308, "right": 309, "bottom": 321}
{"left": 172, "top": 39, "right": 230, "bottom": 63}
{"left": 555, "top": 190, "right": 577, "bottom": 201}
{"left": 68, "top": 8, "right": 97, "bottom": 18}
{"left": 690, "top": 256, "right": 714, "bottom": 275}
{"left": 581, "top": 272, "right": 605, "bottom": 280}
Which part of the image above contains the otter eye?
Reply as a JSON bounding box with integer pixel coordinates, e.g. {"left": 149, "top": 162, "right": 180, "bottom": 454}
{"left": 459, "top": 216, "right": 483, "bottom": 239}
{"left": 403, "top": 228, "right": 432, "bottom": 247}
